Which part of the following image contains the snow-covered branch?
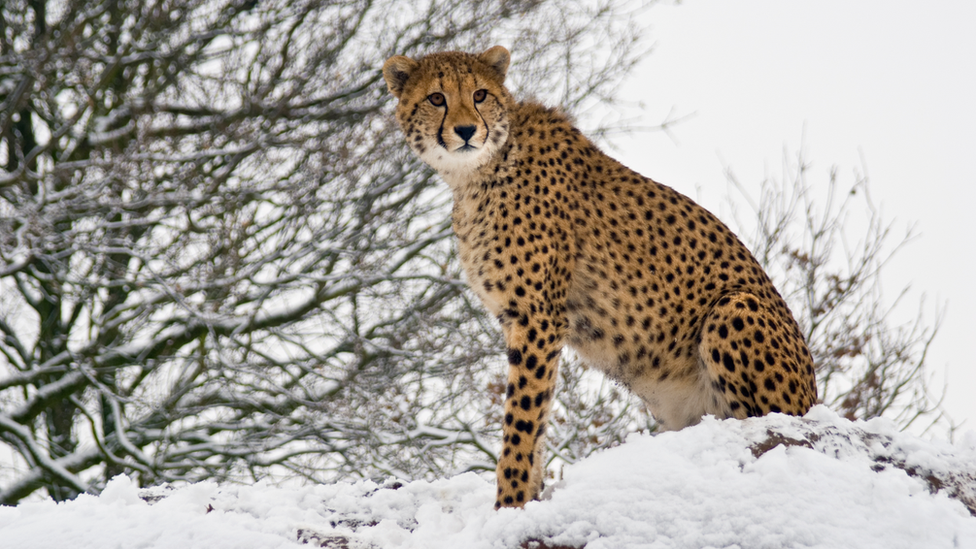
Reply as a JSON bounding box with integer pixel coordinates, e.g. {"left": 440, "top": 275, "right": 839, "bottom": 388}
{"left": 0, "top": 0, "right": 648, "bottom": 503}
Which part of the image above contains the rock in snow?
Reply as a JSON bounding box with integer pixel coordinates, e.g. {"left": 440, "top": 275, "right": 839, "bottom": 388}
{"left": 2, "top": 407, "right": 975, "bottom": 548}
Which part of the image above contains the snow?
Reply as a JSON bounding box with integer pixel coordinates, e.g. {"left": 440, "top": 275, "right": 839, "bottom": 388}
{"left": 2, "top": 407, "right": 974, "bottom": 549}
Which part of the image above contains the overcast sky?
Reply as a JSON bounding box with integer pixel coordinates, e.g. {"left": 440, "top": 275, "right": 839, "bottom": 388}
{"left": 606, "top": 0, "right": 976, "bottom": 437}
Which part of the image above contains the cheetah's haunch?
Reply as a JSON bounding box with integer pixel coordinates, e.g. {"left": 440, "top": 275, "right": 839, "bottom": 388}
{"left": 382, "top": 46, "right": 817, "bottom": 509}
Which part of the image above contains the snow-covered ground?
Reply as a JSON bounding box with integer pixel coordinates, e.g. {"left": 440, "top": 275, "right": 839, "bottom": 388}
{"left": 2, "top": 407, "right": 974, "bottom": 549}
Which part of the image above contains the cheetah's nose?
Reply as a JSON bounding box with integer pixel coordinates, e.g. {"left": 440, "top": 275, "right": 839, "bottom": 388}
{"left": 454, "top": 125, "right": 476, "bottom": 142}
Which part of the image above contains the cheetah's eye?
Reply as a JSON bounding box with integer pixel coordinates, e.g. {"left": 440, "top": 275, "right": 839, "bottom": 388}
{"left": 473, "top": 89, "right": 487, "bottom": 103}
{"left": 428, "top": 93, "right": 446, "bottom": 107}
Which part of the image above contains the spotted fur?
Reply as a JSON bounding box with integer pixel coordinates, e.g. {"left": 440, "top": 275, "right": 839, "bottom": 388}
{"left": 382, "top": 46, "right": 817, "bottom": 509}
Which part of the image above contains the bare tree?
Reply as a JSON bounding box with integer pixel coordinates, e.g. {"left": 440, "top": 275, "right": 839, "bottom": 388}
{"left": 0, "top": 0, "right": 649, "bottom": 503}
{"left": 726, "top": 152, "right": 947, "bottom": 433}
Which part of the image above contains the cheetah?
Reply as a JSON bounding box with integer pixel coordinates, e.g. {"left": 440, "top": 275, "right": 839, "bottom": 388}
{"left": 382, "top": 46, "right": 817, "bottom": 509}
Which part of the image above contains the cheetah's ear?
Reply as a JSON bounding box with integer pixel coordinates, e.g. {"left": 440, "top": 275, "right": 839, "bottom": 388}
{"left": 383, "top": 55, "right": 419, "bottom": 99}
{"left": 479, "top": 46, "right": 510, "bottom": 83}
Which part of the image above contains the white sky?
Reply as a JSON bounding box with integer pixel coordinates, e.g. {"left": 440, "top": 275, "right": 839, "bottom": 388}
{"left": 606, "top": 0, "right": 976, "bottom": 436}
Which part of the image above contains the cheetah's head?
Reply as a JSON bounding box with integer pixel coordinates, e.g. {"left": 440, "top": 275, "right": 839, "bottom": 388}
{"left": 383, "top": 46, "right": 514, "bottom": 181}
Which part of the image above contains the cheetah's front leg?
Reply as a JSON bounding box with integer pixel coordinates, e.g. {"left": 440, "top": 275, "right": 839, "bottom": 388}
{"left": 495, "top": 310, "right": 564, "bottom": 509}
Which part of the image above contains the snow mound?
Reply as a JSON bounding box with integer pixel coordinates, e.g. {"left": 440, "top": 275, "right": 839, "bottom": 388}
{"left": 1, "top": 407, "right": 974, "bottom": 549}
